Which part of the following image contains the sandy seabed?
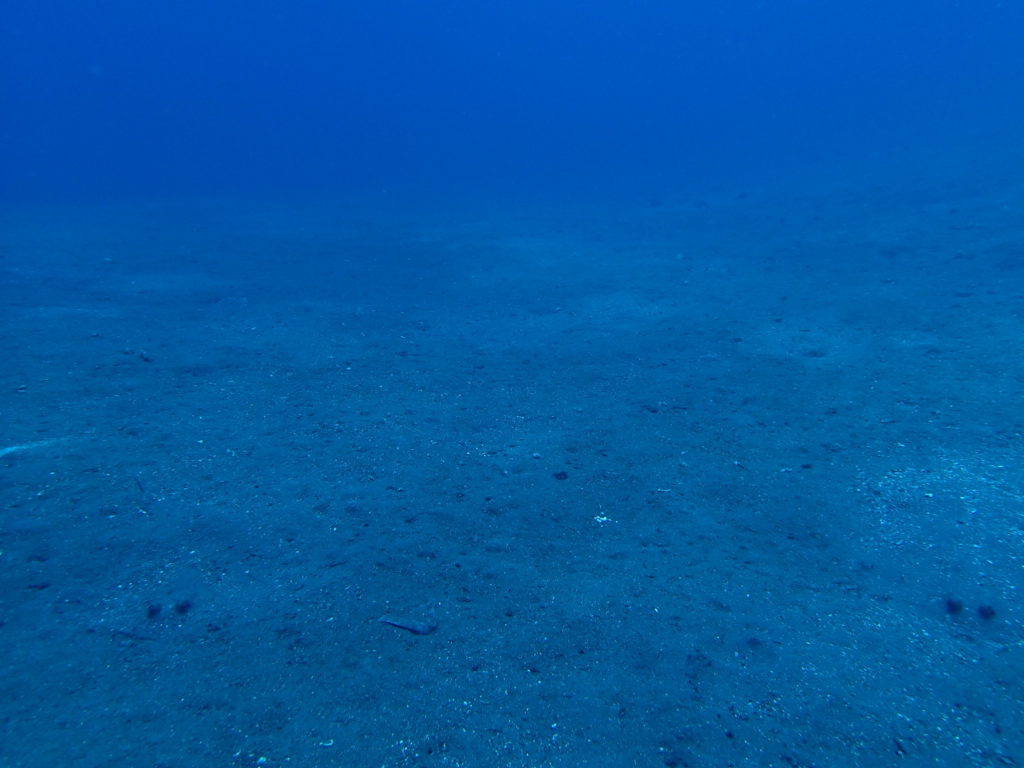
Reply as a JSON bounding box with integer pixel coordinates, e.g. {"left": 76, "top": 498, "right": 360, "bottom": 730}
{"left": 2, "top": 176, "right": 1023, "bottom": 767}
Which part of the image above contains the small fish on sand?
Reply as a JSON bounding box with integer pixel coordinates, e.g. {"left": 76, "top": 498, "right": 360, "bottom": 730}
{"left": 0, "top": 438, "right": 71, "bottom": 459}
{"left": 378, "top": 614, "right": 437, "bottom": 635}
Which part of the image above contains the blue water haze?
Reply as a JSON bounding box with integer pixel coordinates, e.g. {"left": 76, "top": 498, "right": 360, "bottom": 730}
{"left": 4, "top": 0, "right": 1022, "bottom": 205}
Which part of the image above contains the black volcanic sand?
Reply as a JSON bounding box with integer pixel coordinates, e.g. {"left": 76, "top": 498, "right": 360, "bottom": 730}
{"left": 2, "top": 180, "right": 1023, "bottom": 767}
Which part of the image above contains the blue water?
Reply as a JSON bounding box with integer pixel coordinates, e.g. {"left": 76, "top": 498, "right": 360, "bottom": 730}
{"left": 5, "top": 0, "right": 1023, "bottom": 203}
{"left": 2, "top": 2, "right": 1024, "bottom": 767}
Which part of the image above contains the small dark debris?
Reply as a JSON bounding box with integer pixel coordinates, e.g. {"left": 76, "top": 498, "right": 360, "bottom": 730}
{"left": 146, "top": 603, "right": 162, "bottom": 619}
{"left": 978, "top": 605, "right": 997, "bottom": 621}
{"left": 553, "top": 471, "right": 569, "bottom": 480}
{"left": 173, "top": 600, "right": 193, "bottom": 615}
